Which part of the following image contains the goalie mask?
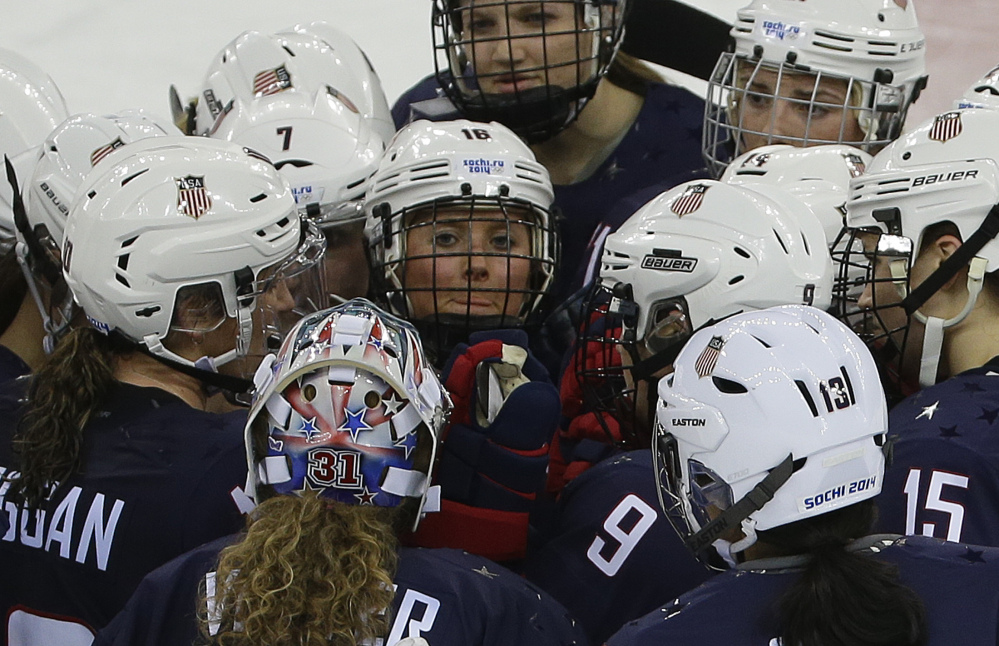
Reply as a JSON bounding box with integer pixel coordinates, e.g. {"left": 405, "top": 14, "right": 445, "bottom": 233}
{"left": 246, "top": 298, "right": 452, "bottom": 530}
{"left": 15, "top": 109, "right": 180, "bottom": 351}
{"left": 432, "top": 0, "right": 629, "bottom": 143}
{"left": 654, "top": 305, "right": 888, "bottom": 566}
{"left": 578, "top": 179, "right": 831, "bottom": 445}
{"left": 62, "top": 136, "right": 329, "bottom": 388}
{"left": 837, "top": 108, "right": 999, "bottom": 391}
{"left": 365, "top": 119, "right": 557, "bottom": 360}
{"left": 0, "top": 47, "right": 69, "bottom": 254}
{"left": 703, "top": 0, "right": 927, "bottom": 177}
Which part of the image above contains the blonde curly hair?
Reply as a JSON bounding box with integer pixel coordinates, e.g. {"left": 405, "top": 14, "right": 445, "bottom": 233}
{"left": 200, "top": 493, "right": 402, "bottom": 646}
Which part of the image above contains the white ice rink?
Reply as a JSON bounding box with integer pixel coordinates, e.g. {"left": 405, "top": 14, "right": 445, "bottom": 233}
{"left": 1, "top": 0, "right": 998, "bottom": 135}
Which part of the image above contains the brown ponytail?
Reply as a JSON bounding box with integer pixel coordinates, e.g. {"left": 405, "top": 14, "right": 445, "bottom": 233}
{"left": 5, "top": 327, "right": 130, "bottom": 508}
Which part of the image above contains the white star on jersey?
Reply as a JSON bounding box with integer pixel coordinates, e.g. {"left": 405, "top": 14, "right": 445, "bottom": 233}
{"left": 473, "top": 565, "right": 500, "bottom": 579}
{"left": 915, "top": 401, "right": 940, "bottom": 420}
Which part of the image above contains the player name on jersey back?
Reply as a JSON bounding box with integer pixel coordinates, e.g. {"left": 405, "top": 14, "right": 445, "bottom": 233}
{"left": 1, "top": 466, "right": 125, "bottom": 572}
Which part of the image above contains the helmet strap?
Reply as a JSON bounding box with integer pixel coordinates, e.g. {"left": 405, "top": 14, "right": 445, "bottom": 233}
{"left": 685, "top": 453, "right": 795, "bottom": 555}
{"left": 913, "top": 256, "right": 987, "bottom": 388}
{"left": 141, "top": 334, "right": 253, "bottom": 398}
{"left": 897, "top": 201, "right": 999, "bottom": 388}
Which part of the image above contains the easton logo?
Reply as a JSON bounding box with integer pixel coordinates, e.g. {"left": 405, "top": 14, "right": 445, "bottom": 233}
{"left": 641, "top": 254, "right": 698, "bottom": 272}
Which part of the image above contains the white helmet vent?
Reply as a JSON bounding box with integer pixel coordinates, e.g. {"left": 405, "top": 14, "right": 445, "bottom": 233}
{"left": 254, "top": 216, "right": 296, "bottom": 243}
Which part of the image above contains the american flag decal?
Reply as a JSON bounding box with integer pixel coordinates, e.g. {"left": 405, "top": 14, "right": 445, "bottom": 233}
{"left": 672, "top": 184, "right": 709, "bottom": 216}
{"left": 844, "top": 153, "right": 866, "bottom": 178}
{"left": 253, "top": 65, "right": 292, "bottom": 96}
{"left": 90, "top": 138, "right": 125, "bottom": 167}
{"left": 176, "top": 175, "right": 212, "bottom": 219}
{"left": 694, "top": 335, "right": 725, "bottom": 378}
{"left": 327, "top": 85, "right": 359, "bottom": 113}
{"left": 929, "top": 112, "right": 963, "bottom": 143}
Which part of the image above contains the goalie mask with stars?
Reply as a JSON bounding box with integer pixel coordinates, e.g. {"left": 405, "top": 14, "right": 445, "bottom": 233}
{"left": 245, "top": 298, "right": 451, "bottom": 526}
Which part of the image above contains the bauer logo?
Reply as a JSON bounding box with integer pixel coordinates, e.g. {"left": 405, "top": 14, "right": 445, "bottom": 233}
{"left": 461, "top": 158, "right": 506, "bottom": 175}
{"left": 761, "top": 20, "right": 801, "bottom": 40}
{"left": 799, "top": 475, "right": 878, "bottom": 512}
{"left": 641, "top": 254, "right": 698, "bottom": 272}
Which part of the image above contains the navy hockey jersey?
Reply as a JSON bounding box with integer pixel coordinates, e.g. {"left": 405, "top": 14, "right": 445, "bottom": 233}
{"left": 0, "top": 344, "right": 30, "bottom": 384}
{"left": 525, "top": 450, "right": 711, "bottom": 645}
{"left": 609, "top": 535, "right": 999, "bottom": 645}
{"left": 95, "top": 535, "right": 587, "bottom": 646}
{"left": 392, "top": 76, "right": 707, "bottom": 301}
{"left": 875, "top": 359, "right": 999, "bottom": 546}
{"left": 0, "top": 381, "right": 250, "bottom": 642}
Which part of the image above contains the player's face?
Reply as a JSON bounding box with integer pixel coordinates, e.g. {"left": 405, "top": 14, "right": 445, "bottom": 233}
{"left": 456, "top": 0, "right": 595, "bottom": 96}
{"left": 404, "top": 205, "right": 534, "bottom": 321}
{"left": 322, "top": 220, "right": 369, "bottom": 301}
{"left": 735, "top": 65, "right": 866, "bottom": 151}
{"left": 618, "top": 301, "right": 689, "bottom": 444}
{"left": 856, "top": 232, "right": 925, "bottom": 382}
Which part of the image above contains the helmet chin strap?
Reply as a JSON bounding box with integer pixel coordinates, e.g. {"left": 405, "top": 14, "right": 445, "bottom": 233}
{"left": 912, "top": 256, "right": 987, "bottom": 388}
{"left": 684, "top": 453, "right": 795, "bottom": 556}
{"left": 895, "top": 201, "right": 999, "bottom": 388}
{"left": 712, "top": 518, "right": 759, "bottom": 568}
{"left": 139, "top": 303, "right": 256, "bottom": 396}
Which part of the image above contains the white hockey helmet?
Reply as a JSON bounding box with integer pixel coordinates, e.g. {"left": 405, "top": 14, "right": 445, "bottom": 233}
{"left": 703, "top": 0, "right": 927, "bottom": 177}
{"left": 0, "top": 48, "right": 69, "bottom": 253}
{"left": 841, "top": 108, "right": 999, "bottom": 388}
{"left": 577, "top": 179, "right": 831, "bottom": 443}
{"left": 197, "top": 22, "right": 393, "bottom": 229}
{"left": 431, "top": 0, "right": 630, "bottom": 143}
{"left": 654, "top": 305, "right": 888, "bottom": 563}
{"left": 365, "top": 119, "right": 557, "bottom": 351}
{"left": 62, "top": 136, "right": 328, "bottom": 382}
{"left": 246, "top": 298, "right": 451, "bottom": 528}
{"left": 954, "top": 63, "right": 999, "bottom": 111}
{"left": 722, "top": 143, "right": 872, "bottom": 317}
{"left": 15, "top": 109, "right": 180, "bottom": 350}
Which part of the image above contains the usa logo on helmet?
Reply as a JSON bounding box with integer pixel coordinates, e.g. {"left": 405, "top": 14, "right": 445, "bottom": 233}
{"left": 929, "top": 112, "right": 963, "bottom": 143}
{"left": 695, "top": 335, "right": 725, "bottom": 378}
{"left": 253, "top": 65, "right": 292, "bottom": 97}
{"left": 176, "top": 175, "right": 212, "bottom": 220}
{"left": 672, "top": 184, "right": 709, "bottom": 216}
{"left": 90, "top": 138, "right": 125, "bottom": 167}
